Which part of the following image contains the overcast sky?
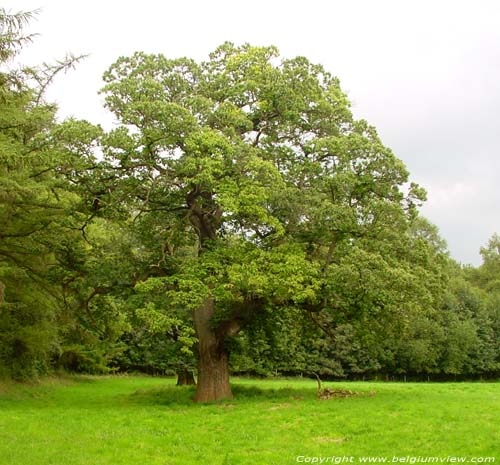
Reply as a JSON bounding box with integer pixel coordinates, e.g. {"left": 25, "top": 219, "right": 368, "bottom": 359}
{"left": 6, "top": 0, "right": 500, "bottom": 265}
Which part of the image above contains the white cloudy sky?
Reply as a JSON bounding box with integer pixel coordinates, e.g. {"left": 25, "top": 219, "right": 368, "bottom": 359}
{"left": 6, "top": 0, "right": 500, "bottom": 265}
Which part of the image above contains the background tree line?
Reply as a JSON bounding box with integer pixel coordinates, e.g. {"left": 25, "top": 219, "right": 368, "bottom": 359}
{"left": 0, "top": 10, "right": 498, "bottom": 392}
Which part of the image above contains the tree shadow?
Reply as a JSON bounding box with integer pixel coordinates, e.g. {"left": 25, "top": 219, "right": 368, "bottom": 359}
{"left": 128, "top": 383, "right": 317, "bottom": 406}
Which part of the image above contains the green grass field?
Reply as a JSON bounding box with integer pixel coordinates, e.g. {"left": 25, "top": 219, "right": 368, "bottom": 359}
{"left": 0, "top": 376, "right": 498, "bottom": 465}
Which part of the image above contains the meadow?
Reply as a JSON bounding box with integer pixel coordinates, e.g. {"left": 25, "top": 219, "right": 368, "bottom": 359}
{"left": 0, "top": 376, "right": 498, "bottom": 465}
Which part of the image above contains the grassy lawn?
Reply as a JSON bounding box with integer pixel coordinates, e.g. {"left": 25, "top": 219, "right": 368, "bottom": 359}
{"left": 0, "top": 376, "right": 498, "bottom": 465}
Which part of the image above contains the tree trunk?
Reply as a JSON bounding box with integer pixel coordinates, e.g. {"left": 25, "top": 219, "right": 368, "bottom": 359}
{"left": 193, "top": 296, "right": 233, "bottom": 402}
{"left": 176, "top": 370, "right": 196, "bottom": 386}
{"left": 0, "top": 280, "right": 5, "bottom": 305}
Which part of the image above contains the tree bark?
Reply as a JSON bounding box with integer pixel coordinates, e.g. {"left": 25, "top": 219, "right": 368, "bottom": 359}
{"left": 0, "top": 280, "right": 4, "bottom": 305}
{"left": 193, "top": 296, "right": 233, "bottom": 402}
{"left": 176, "top": 370, "right": 196, "bottom": 386}
{"left": 187, "top": 188, "right": 234, "bottom": 402}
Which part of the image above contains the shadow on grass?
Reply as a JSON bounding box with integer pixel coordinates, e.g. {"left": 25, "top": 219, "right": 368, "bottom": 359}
{"left": 128, "top": 383, "right": 317, "bottom": 406}
{"left": 0, "top": 374, "right": 99, "bottom": 398}
{"left": 58, "top": 374, "right": 101, "bottom": 384}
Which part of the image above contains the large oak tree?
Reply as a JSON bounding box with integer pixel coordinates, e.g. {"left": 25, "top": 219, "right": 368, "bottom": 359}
{"left": 93, "top": 43, "right": 427, "bottom": 401}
